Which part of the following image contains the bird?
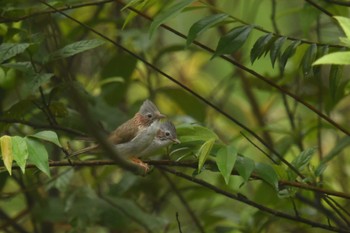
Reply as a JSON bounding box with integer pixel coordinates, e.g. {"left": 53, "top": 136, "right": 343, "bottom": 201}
{"left": 70, "top": 100, "right": 166, "bottom": 169}
{"left": 138, "top": 121, "right": 180, "bottom": 158}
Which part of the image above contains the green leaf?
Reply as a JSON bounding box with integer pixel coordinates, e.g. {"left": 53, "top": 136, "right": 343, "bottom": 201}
{"left": 315, "top": 163, "right": 327, "bottom": 177}
{"left": 235, "top": 156, "right": 255, "bottom": 183}
{"left": 149, "top": 0, "right": 194, "bottom": 38}
{"left": 29, "top": 131, "right": 62, "bottom": 147}
{"left": 27, "top": 73, "right": 54, "bottom": 92}
{"left": 270, "top": 36, "right": 286, "bottom": 68}
{"left": 11, "top": 136, "right": 28, "bottom": 174}
{"left": 187, "top": 13, "right": 229, "bottom": 46}
{"left": 212, "top": 25, "right": 253, "bottom": 59}
{"left": 321, "top": 136, "right": 350, "bottom": 165}
{"left": 122, "top": 0, "right": 148, "bottom": 29}
{"left": 216, "top": 145, "right": 237, "bottom": 184}
{"left": 301, "top": 43, "right": 317, "bottom": 78}
{"left": 0, "top": 43, "right": 31, "bottom": 63}
{"left": 313, "top": 51, "right": 350, "bottom": 65}
{"left": 177, "top": 124, "right": 219, "bottom": 143}
{"left": 197, "top": 138, "right": 216, "bottom": 171}
{"left": 250, "top": 33, "right": 274, "bottom": 64}
{"left": 334, "top": 16, "right": 350, "bottom": 39}
{"left": 279, "top": 40, "right": 301, "bottom": 72}
{"left": 98, "top": 77, "right": 124, "bottom": 87}
{"left": 326, "top": 65, "right": 344, "bottom": 113}
{"left": 339, "top": 37, "right": 350, "bottom": 48}
{"left": 255, "top": 163, "right": 279, "bottom": 190}
{"left": 49, "top": 39, "right": 105, "bottom": 61}
{"left": 292, "top": 147, "right": 315, "bottom": 170}
{"left": 25, "top": 137, "right": 50, "bottom": 177}
{"left": 0, "top": 135, "right": 13, "bottom": 175}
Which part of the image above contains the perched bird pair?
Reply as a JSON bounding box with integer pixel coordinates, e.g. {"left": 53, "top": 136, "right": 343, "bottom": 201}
{"left": 72, "top": 100, "right": 179, "bottom": 171}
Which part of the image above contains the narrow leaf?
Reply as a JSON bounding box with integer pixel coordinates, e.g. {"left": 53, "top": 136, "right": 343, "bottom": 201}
{"left": 301, "top": 43, "right": 317, "bottom": 78}
{"left": 216, "top": 145, "right": 237, "bottom": 184}
{"left": 0, "top": 136, "right": 13, "bottom": 175}
{"left": 235, "top": 156, "right": 255, "bottom": 183}
{"left": 187, "top": 13, "right": 229, "bottom": 46}
{"left": 313, "top": 51, "right": 350, "bottom": 65}
{"left": 212, "top": 25, "right": 253, "bottom": 59}
{"left": 279, "top": 40, "right": 301, "bottom": 72}
{"left": 197, "top": 138, "right": 216, "bottom": 171}
{"left": 292, "top": 147, "right": 315, "bottom": 170}
{"left": 49, "top": 39, "right": 105, "bottom": 61}
{"left": 322, "top": 136, "right": 350, "bottom": 165}
{"left": 29, "top": 131, "right": 62, "bottom": 147}
{"left": 334, "top": 16, "right": 350, "bottom": 39}
{"left": 0, "top": 43, "right": 31, "bottom": 63}
{"left": 270, "top": 36, "right": 286, "bottom": 67}
{"left": 149, "top": 0, "right": 194, "bottom": 38}
{"left": 12, "top": 136, "right": 28, "bottom": 174}
{"left": 25, "top": 138, "right": 50, "bottom": 177}
{"left": 250, "top": 33, "right": 273, "bottom": 64}
{"left": 255, "top": 163, "right": 279, "bottom": 190}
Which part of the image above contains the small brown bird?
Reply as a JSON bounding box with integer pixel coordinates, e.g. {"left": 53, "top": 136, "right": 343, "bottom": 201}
{"left": 71, "top": 100, "right": 166, "bottom": 169}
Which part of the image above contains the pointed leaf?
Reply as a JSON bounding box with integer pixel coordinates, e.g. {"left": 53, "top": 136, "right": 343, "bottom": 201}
{"left": 177, "top": 124, "right": 219, "bottom": 143}
{"left": 149, "top": 0, "right": 194, "bottom": 38}
{"left": 0, "top": 136, "right": 13, "bottom": 175}
{"left": 0, "top": 43, "right": 31, "bottom": 63}
{"left": 301, "top": 43, "right": 317, "bottom": 78}
{"left": 313, "top": 51, "right": 350, "bottom": 65}
{"left": 279, "top": 40, "right": 301, "bottom": 72}
{"left": 12, "top": 136, "right": 28, "bottom": 174}
{"left": 270, "top": 36, "right": 286, "bottom": 67}
{"left": 29, "top": 131, "right": 62, "bottom": 147}
{"left": 187, "top": 13, "right": 229, "bottom": 46}
{"left": 334, "top": 16, "right": 350, "bottom": 39}
{"left": 250, "top": 33, "right": 273, "bottom": 64}
{"left": 322, "top": 136, "right": 350, "bottom": 165}
{"left": 197, "top": 138, "right": 216, "bottom": 171}
{"left": 25, "top": 137, "right": 50, "bottom": 177}
{"left": 49, "top": 39, "right": 105, "bottom": 61}
{"left": 212, "top": 25, "right": 253, "bottom": 59}
{"left": 27, "top": 73, "right": 54, "bottom": 92}
{"left": 292, "top": 147, "right": 315, "bottom": 170}
{"left": 235, "top": 156, "right": 255, "bottom": 183}
{"left": 255, "top": 163, "right": 279, "bottom": 190}
{"left": 216, "top": 145, "right": 237, "bottom": 184}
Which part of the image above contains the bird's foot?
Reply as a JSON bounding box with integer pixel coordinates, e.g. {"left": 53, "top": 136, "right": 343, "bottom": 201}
{"left": 130, "top": 157, "right": 150, "bottom": 174}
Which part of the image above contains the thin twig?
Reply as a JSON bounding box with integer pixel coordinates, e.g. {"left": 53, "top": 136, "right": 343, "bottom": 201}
{"left": 304, "top": 0, "right": 334, "bottom": 16}
{"left": 270, "top": 0, "right": 280, "bottom": 34}
{"left": 176, "top": 212, "right": 183, "bottom": 233}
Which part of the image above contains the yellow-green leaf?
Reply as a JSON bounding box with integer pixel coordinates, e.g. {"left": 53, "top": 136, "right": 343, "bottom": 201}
{"left": 216, "top": 145, "right": 237, "bottom": 184}
{"left": 334, "top": 16, "right": 350, "bottom": 39}
{"left": 313, "top": 51, "right": 350, "bottom": 66}
{"left": 1, "top": 136, "right": 13, "bottom": 175}
{"left": 197, "top": 138, "right": 216, "bottom": 171}
{"left": 12, "top": 136, "right": 28, "bottom": 174}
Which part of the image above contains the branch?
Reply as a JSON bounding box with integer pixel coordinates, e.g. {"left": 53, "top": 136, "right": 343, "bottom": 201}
{"left": 325, "top": 0, "right": 350, "bottom": 6}
{"left": 304, "top": 0, "right": 334, "bottom": 16}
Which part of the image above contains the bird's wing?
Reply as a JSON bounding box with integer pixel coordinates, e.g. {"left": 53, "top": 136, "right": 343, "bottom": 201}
{"left": 108, "top": 119, "right": 139, "bottom": 144}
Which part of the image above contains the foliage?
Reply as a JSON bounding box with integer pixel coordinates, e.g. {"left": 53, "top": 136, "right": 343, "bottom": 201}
{"left": 1, "top": 0, "right": 350, "bottom": 233}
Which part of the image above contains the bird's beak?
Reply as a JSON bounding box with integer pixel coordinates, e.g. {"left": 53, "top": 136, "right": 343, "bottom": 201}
{"left": 156, "top": 112, "right": 166, "bottom": 119}
{"left": 172, "top": 138, "right": 181, "bottom": 144}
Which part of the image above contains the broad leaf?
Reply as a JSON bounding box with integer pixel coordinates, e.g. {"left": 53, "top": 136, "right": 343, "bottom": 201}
{"left": 235, "top": 156, "right": 255, "bottom": 183}
{"left": 187, "top": 13, "right": 229, "bottom": 46}
{"left": 212, "top": 25, "right": 253, "bottom": 59}
{"left": 25, "top": 138, "right": 50, "bottom": 177}
{"left": 279, "top": 40, "right": 301, "bottom": 73}
{"left": 197, "top": 138, "right": 216, "bottom": 171}
{"left": 216, "top": 145, "right": 237, "bottom": 184}
{"left": 11, "top": 136, "right": 28, "bottom": 174}
{"left": 177, "top": 124, "right": 219, "bottom": 143}
{"left": 255, "top": 163, "right": 279, "bottom": 190}
{"left": 0, "top": 43, "right": 31, "bottom": 63}
{"left": 301, "top": 43, "right": 317, "bottom": 78}
{"left": 250, "top": 33, "right": 273, "bottom": 64}
{"left": 49, "top": 39, "right": 105, "bottom": 61}
{"left": 313, "top": 51, "right": 350, "bottom": 65}
{"left": 29, "top": 131, "right": 62, "bottom": 147}
{"left": 270, "top": 36, "right": 286, "bottom": 67}
{"left": 0, "top": 136, "right": 13, "bottom": 175}
{"left": 27, "top": 73, "right": 54, "bottom": 92}
{"left": 334, "top": 16, "right": 350, "bottom": 39}
{"left": 149, "top": 0, "right": 194, "bottom": 38}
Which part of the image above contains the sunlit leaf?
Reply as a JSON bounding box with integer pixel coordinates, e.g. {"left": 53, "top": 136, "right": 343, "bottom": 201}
{"left": 301, "top": 43, "right": 317, "bottom": 78}
{"left": 11, "top": 136, "right": 28, "bottom": 174}
{"left": 177, "top": 124, "right": 219, "bottom": 143}
{"left": 149, "top": 0, "right": 194, "bottom": 38}
{"left": 235, "top": 156, "right": 255, "bottom": 183}
{"left": 313, "top": 51, "right": 350, "bottom": 65}
{"left": 216, "top": 145, "right": 237, "bottom": 184}
{"left": 0, "top": 43, "right": 31, "bottom": 63}
{"left": 197, "top": 138, "right": 216, "bottom": 171}
{"left": 98, "top": 77, "right": 124, "bottom": 87}
{"left": 29, "top": 131, "right": 62, "bottom": 147}
{"left": 25, "top": 137, "right": 50, "bottom": 177}
{"left": 250, "top": 33, "right": 274, "bottom": 64}
{"left": 270, "top": 36, "right": 286, "bottom": 67}
{"left": 255, "top": 163, "right": 279, "bottom": 190}
{"left": 279, "top": 40, "right": 301, "bottom": 72}
{"left": 334, "top": 16, "right": 350, "bottom": 39}
{"left": 0, "top": 136, "right": 13, "bottom": 175}
{"left": 49, "top": 39, "right": 105, "bottom": 61}
{"left": 187, "top": 13, "right": 229, "bottom": 46}
{"left": 212, "top": 25, "right": 253, "bottom": 59}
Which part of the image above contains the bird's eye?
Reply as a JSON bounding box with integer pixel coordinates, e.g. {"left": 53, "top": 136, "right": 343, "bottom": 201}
{"left": 147, "top": 113, "right": 153, "bottom": 118}
{"left": 165, "top": 131, "right": 170, "bottom": 136}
